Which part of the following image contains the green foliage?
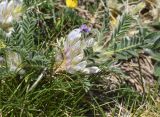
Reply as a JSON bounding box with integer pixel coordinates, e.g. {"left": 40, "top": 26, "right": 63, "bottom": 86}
{"left": 110, "top": 30, "right": 145, "bottom": 59}
{"left": 0, "top": 0, "right": 160, "bottom": 116}
{"left": 154, "top": 62, "right": 160, "bottom": 78}
{"left": 102, "top": 0, "right": 110, "bottom": 32}
{"left": 145, "top": 32, "right": 160, "bottom": 78}
{"left": 99, "top": 13, "right": 144, "bottom": 60}
{"left": 23, "top": 0, "right": 51, "bottom": 7}
{"left": 110, "top": 13, "right": 133, "bottom": 43}
{"left": 10, "top": 16, "right": 35, "bottom": 49}
{"left": 0, "top": 74, "right": 89, "bottom": 116}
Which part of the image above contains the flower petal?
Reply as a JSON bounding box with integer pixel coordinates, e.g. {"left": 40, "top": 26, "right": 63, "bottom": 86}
{"left": 0, "top": 0, "right": 22, "bottom": 30}
{"left": 67, "top": 29, "right": 81, "bottom": 42}
{"left": 6, "top": 51, "right": 22, "bottom": 72}
{"left": 80, "top": 24, "right": 91, "bottom": 33}
{"left": 71, "top": 53, "right": 84, "bottom": 64}
{"left": 73, "top": 61, "right": 87, "bottom": 71}
{"left": 83, "top": 66, "right": 100, "bottom": 74}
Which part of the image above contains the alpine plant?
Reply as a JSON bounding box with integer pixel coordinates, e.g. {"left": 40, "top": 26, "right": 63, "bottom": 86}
{"left": 55, "top": 25, "right": 100, "bottom": 74}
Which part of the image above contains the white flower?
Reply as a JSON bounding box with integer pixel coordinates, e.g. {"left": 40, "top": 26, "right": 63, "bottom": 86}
{"left": 67, "top": 28, "right": 81, "bottom": 41}
{"left": 55, "top": 26, "right": 100, "bottom": 74}
{"left": 6, "top": 51, "right": 24, "bottom": 73}
{"left": 55, "top": 28, "right": 85, "bottom": 73}
{"left": 83, "top": 67, "right": 101, "bottom": 74}
{"left": 0, "top": 0, "right": 22, "bottom": 30}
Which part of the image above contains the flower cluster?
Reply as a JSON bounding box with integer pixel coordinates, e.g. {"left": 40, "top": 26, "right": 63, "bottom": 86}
{"left": 0, "top": 0, "right": 22, "bottom": 31}
{"left": 55, "top": 25, "right": 100, "bottom": 74}
{"left": 0, "top": 0, "right": 23, "bottom": 73}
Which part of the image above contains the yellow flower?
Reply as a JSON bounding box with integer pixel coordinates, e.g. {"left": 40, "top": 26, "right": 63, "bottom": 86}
{"left": 66, "top": 0, "right": 78, "bottom": 8}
